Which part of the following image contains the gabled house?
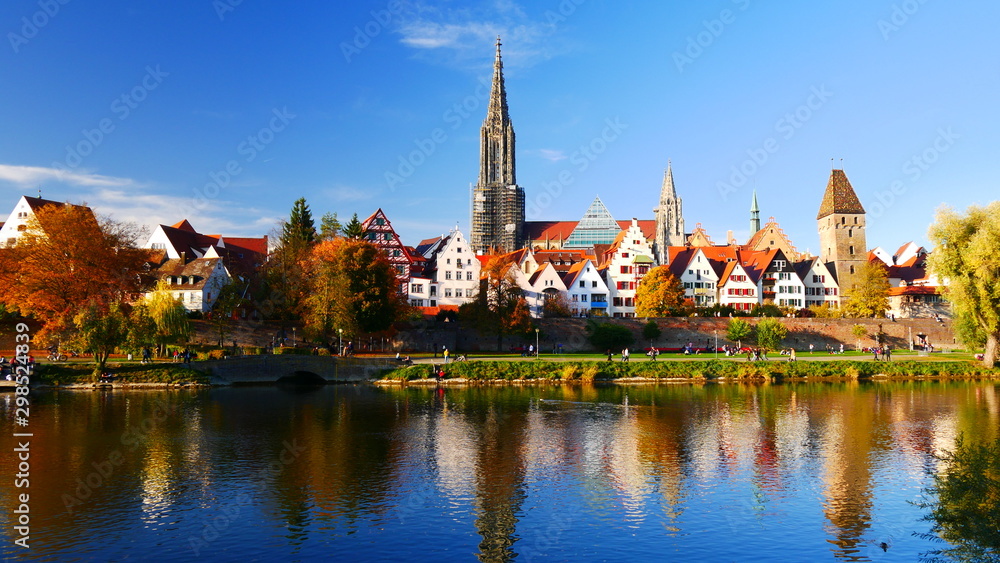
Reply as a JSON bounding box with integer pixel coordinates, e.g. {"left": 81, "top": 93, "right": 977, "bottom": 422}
{"left": 602, "top": 219, "right": 655, "bottom": 317}
{"left": 669, "top": 248, "right": 721, "bottom": 307}
{"left": 797, "top": 257, "right": 840, "bottom": 308}
{"left": 561, "top": 259, "right": 609, "bottom": 317}
{"left": 0, "top": 195, "right": 96, "bottom": 248}
{"left": 411, "top": 227, "right": 480, "bottom": 308}
{"left": 743, "top": 249, "right": 804, "bottom": 309}
{"left": 717, "top": 259, "right": 758, "bottom": 312}
{"left": 361, "top": 208, "right": 415, "bottom": 294}
{"left": 155, "top": 257, "right": 232, "bottom": 313}
{"left": 528, "top": 263, "right": 567, "bottom": 317}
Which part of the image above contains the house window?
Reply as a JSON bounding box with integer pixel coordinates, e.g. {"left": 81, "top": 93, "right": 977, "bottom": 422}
{"left": 849, "top": 246, "right": 855, "bottom": 255}
{"left": 581, "top": 294, "right": 588, "bottom": 302}
{"left": 617, "top": 281, "right": 628, "bottom": 290}
{"left": 466, "top": 272, "right": 473, "bottom": 280}
{"left": 444, "top": 289, "right": 452, "bottom": 298}
{"left": 621, "top": 266, "right": 631, "bottom": 274}
{"left": 410, "top": 283, "right": 423, "bottom": 293}
{"left": 592, "top": 281, "right": 598, "bottom": 288}
{"left": 579, "top": 281, "right": 585, "bottom": 288}
{"left": 445, "top": 271, "right": 452, "bottom": 280}
{"left": 446, "top": 258, "right": 451, "bottom": 264}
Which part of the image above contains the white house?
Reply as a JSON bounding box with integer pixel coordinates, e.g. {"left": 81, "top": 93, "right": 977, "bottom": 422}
{"left": 749, "top": 249, "right": 805, "bottom": 309}
{"left": 797, "top": 258, "right": 841, "bottom": 308}
{"left": 411, "top": 227, "right": 481, "bottom": 308}
{"left": 0, "top": 196, "right": 95, "bottom": 248}
{"left": 528, "top": 263, "right": 567, "bottom": 317}
{"left": 717, "top": 259, "right": 758, "bottom": 312}
{"left": 671, "top": 248, "right": 721, "bottom": 307}
{"left": 602, "top": 219, "right": 655, "bottom": 317}
{"left": 154, "top": 257, "right": 231, "bottom": 313}
{"left": 561, "top": 259, "right": 610, "bottom": 317}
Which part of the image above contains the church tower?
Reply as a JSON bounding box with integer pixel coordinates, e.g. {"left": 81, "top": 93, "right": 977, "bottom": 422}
{"left": 750, "top": 189, "right": 761, "bottom": 234}
{"left": 817, "top": 169, "right": 867, "bottom": 296}
{"left": 470, "top": 36, "right": 524, "bottom": 255}
{"left": 653, "top": 160, "right": 684, "bottom": 265}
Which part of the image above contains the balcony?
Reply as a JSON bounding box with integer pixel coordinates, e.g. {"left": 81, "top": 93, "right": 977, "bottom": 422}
{"left": 590, "top": 300, "right": 608, "bottom": 308}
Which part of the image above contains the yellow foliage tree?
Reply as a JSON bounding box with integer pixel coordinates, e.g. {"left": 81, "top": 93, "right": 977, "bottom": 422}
{"left": 635, "top": 266, "right": 686, "bottom": 317}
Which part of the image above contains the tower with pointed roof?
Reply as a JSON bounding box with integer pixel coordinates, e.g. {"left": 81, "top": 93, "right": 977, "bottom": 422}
{"left": 470, "top": 36, "right": 524, "bottom": 255}
{"left": 817, "top": 169, "right": 866, "bottom": 296}
{"left": 750, "top": 189, "right": 761, "bottom": 234}
{"left": 652, "top": 160, "right": 684, "bottom": 264}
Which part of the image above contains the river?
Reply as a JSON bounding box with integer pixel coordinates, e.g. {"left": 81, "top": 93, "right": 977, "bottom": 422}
{"left": 1, "top": 381, "right": 997, "bottom": 561}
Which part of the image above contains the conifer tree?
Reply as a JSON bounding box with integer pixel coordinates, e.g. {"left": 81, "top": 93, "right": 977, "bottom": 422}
{"left": 341, "top": 213, "right": 364, "bottom": 239}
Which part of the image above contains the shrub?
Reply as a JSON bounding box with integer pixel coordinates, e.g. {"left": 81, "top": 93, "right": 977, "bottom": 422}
{"left": 587, "top": 321, "right": 634, "bottom": 352}
{"left": 561, "top": 364, "right": 579, "bottom": 380}
{"left": 580, "top": 365, "right": 599, "bottom": 382}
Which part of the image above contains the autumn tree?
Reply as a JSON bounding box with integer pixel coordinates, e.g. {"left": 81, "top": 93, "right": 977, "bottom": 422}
{"left": 726, "top": 318, "right": 753, "bottom": 349}
{"left": 301, "top": 238, "right": 406, "bottom": 341}
{"left": 851, "top": 324, "right": 867, "bottom": 351}
{"left": 144, "top": 280, "right": 191, "bottom": 355}
{"left": 928, "top": 203, "right": 1000, "bottom": 367}
{"left": 542, "top": 293, "right": 572, "bottom": 318}
{"left": 458, "top": 258, "right": 533, "bottom": 351}
{"left": 210, "top": 281, "right": 248, "bottom": 347}
{"left": 755, "top": 318, "right": 788, "bottom": 352}
{"left": 0, "top": 203, "right": 148, "bottom": 341}
{"left": 264, "top": 198, "right": 318, "bottom": 320}
{"left": 635, "top": 266, "right": 686, "bottom": 317}
{"left": 843, "top": 261, "right": 890, "bottom": 318}
{"left": 72, "top": 301, "right": 129, "bottom": 377}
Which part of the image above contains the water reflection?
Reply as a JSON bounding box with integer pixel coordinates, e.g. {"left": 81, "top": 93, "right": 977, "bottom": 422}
{"left": 0, "top": 382, "right": 997, "bottom": 561}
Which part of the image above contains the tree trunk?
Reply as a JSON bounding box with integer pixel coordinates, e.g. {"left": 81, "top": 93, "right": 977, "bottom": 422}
{"left": 983, "top": 333, "right": 999, "bottom": 369}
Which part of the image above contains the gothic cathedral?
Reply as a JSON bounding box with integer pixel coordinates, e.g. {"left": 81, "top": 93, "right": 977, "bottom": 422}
{"left": 470, "top": 37, "right": 525, "bottom": 255}
{"left": 653, "top": 161, "right": 685, "bottom": 265}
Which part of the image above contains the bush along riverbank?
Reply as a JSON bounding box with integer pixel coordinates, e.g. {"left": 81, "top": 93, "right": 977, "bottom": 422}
{"left": 379, "top": 360, "right": 1000, "bottom": 383}
{"left": 33, "top": 363, "right": 210, "bottom": 387}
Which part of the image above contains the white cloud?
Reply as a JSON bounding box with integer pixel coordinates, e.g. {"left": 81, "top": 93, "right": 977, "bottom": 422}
{"left": 322, "top": 184, "right": 373, "bottom": 203}
{"left": 393, "top": 1, "right": 574, "bottom": 70}
{"left": 538, "top": 149, "right": 568, "bottom": 162}
{"left": 0, "top": 164, "right": 137, "bottom": 189}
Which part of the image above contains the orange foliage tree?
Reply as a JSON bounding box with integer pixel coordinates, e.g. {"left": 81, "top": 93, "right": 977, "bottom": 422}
{"left": 300, "top": 237, "right": 406, "bottom": 341}
{"left": 458, "top": 257, "right": 533, "bottom": 351}
{"left": 0, "top": 203, "right": 149, "bottom": 342}
{"left": 635, "top": 265, "right": 686, "bottom": 317}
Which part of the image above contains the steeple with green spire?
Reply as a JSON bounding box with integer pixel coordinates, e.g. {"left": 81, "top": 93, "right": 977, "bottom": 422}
{"left": 750, "top": 189, "right": 760, "bottom": 234}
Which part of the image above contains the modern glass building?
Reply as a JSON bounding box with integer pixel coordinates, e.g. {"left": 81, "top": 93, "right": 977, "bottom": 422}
{"left": 563, "top": 197, "right": 622, "bottom": 248}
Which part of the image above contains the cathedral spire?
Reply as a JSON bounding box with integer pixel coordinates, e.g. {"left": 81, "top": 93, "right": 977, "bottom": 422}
{"left": 487, "top": 35, "right": 509, "bottom": 124}
{"left": 750, "top": 189, "right": 760, "bottom": 233}
{"left": 660, "top": 160, "right": 676, "bottom": 204}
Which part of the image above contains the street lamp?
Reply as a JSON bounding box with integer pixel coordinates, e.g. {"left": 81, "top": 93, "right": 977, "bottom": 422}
{"left": 338, "top": 328, "right": 343, "bottom": 357}
{"left": 535, "top": 328, "right": 540, "bottom": 358}
{"left": 292, "top": 327, "right": 296, "bottom": 348}
{"left": 714, "top": 330, "right": 718, "bottom": 359}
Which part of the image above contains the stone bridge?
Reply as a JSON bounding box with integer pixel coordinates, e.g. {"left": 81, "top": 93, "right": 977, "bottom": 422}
{"left": 193, "top": 355, "right": 400, "bottom": 385}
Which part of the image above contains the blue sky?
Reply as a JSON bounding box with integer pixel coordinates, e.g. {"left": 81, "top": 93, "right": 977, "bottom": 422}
{"left": 2, "top": 0, "right": 997, "bottom": 254}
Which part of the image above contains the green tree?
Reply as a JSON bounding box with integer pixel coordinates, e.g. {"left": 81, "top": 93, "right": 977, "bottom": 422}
{"left": 642, "top": 319, "right": 662, "bottom": 346}
{"left": 843, "top": 261, "right": 890, "bottom": 318}
{"left": 928, "top": 202, "right": 1000, "bottom": 367}
{"left": 318, "top": 211, "right": 341, "bottom": 241}
{"left": 726, "top": 318, "right": 753, "bottom": 349}
{"left": 282, "top": 197, "right": 316, "bottom": 247}
{"left": 751, "top": 303, "right": 784, "bottom": 317}
{"left": 72, "top": 300, "right": 128, "bottom": 377}
{"left": 302, "top": 238, "right": 406, "bottom": 340}
{"left": 850, "top": 323, "right": 867, "bottom": 351}
{"left": 919, "top": 436, "right": 1000, "bottom": 561}
{"left": 458, "top": 258, "right": 533, "bottom": 351}
{"left": 341, "top": 213, "right": 364, "bottom": 239}
{"left": 586, "top": 321, "right": 634, "bottom": 353}
{"left": 755, "top": 318, "right": 788, "bottom": 352}
{"left": 635, "top": 266, "right": 686, "bottom": 317}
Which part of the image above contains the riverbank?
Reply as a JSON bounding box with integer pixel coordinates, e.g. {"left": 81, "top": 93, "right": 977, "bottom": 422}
{"left": 31, "top": 363, "right": 210, "bottom": 387}
{"left": 378, "top": 359, "right": 1000, "bottom": 384}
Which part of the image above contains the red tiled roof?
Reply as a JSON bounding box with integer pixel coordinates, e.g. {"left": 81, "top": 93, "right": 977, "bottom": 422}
{"left": 524, "top": 220, "right": 577, "bottom": 241}
{"left": 817, "top": 169, "right": 865, "bottom": 219}
{"left": 617, "top": 219, "right": 655, "bottom": 239}
{"left": 887, "top": 286, "right": 940, "bottom": 297}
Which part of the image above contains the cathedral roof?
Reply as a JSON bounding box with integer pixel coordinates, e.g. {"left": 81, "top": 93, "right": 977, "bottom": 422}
{"left": 817, "top": 169, "right": 865, "bottom": 219}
